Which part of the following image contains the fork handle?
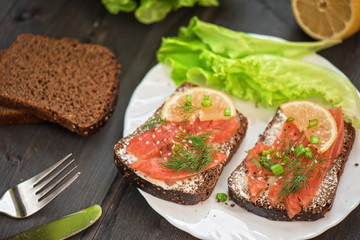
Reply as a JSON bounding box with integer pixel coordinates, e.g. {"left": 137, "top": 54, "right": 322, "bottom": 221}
{"left": 0, "top": 190, "right": 18, "bottom": 217}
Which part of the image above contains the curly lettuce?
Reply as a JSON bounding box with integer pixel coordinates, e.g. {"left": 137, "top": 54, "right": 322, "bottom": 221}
{"left": 102, "top": 0, "right": 137, "bottom": 13}
{"left": 157, "top": 17, "right": 360, "bottom": 128}
{"left": 102, "top": 0, "right": 219, "bottom": 24}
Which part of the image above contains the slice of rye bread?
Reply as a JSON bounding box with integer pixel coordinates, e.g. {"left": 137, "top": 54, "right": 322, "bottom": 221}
{"left": 228, "top": 108, "right": 356, "bottom": 221}
{"left": 0, "top": 106, "right": 43, "bottom": 125}
{"left": 114, "top": 82, "right": 248, "bottom": 205}
{"left": 0, "top": 48, "right": 43, "bottom": 125}
{"left": 0, "top": 34, "right": 120, "bottom": 135}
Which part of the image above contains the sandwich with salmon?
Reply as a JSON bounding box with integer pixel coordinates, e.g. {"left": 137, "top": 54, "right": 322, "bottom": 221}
{"left": 228, "top": 100, "right": 356, "bottom": 221}
{"left": 114, "top": 82, "right": 248, "bottom": 205}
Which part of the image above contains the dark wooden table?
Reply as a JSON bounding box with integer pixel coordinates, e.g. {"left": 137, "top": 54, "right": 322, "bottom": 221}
{"left": 1, "top": 0, "right": 359, "bottom": 239}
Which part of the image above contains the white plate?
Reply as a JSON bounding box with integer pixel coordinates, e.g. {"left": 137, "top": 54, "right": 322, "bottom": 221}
{"left": 123, "top": 42, "right": 360, "bottom": 240}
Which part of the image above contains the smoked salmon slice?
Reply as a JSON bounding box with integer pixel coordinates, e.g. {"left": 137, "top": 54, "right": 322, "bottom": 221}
{"left": 129, "top": 152, "right": 227, "bottom": 185}
{"left": 127, "top": 117, "right": 239, "bottom": 184}
{"left": 246, "top": 107, "right": 344, "bottom": 219}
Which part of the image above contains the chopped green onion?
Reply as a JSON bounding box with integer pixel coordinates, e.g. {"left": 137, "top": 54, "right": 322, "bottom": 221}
{"left": 308, "top": 118, "right": 319, "bottom": 128}
{"left": 185, "top": 95, "right": 192, "bottom": 106}
{"left": 273, "top": 149, "right": 281, "bottom": 160}
{"left": 281, "top": 155, "right": 290, "bottom": 165}
{"left": 310, "top": 136, "right": 320, "bottom": 145}
{"left": 286, "top": 117, "right": 295, "bottom": 122}
{"left": 305, "top": 151, "right": 313, "bottom": 159}
{"left": 201, "top": 100, "right": 213, "bottom": 107}
{"left": 261, "top": 150, "right": 267, "bottom": 157}
{"left": 262, "top": 148, "right": 274, "bottom": 157}
{"left": 216, "top": 193, "right": 227, "bottom": 202}
{"left": 295, "top": 144, "right": 306, "bottom": 158}
{"left": 304, "top": 147, "right": 313, "bottom": 159}
{"left": 268, "top": 148, "right": 274, "bottom": 155}
{"left": 173, "top": 144, "right": 184, "bottom": 151}
{"left": 224, "top": 108, "right": 231, "bottom": 117}
{"left": 202, "top": 95, "right": 212, "bottom": 107}
{"left": 271, "top": 163, "right": 284, "bottom": 176}
{"left": 260, "top": 157, "right": 272, "bottom": 171}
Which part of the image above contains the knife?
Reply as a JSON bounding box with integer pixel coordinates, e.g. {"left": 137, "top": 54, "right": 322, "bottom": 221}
{"left": 5, "top": 205, "right": 102, "bottom": 240}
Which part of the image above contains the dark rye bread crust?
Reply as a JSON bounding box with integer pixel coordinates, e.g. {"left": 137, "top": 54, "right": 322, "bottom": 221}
{"left": 0, "top": 34, "right": 120, "bottom": 135}
{"left": 228, "top": 108, "right": 356, "bottom": 221}
{"left": 114, "top": 82, "right": 248, "bottom": 205}
{"left": 0, "top": 106, "right": 43, "bottom": 125}
{"left": 0, "top": 49, "right": 43, "bottom": 124}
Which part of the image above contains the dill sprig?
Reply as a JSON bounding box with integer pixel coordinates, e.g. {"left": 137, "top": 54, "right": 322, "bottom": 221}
{"left": 274, "top": 130, "right": 329, "bottom": 203}
{"left": 276, "top": 153, "right": 328, "bottom": 203}
{"left": 161, "top": 131, "right": 218, "bottom": 173}
{"left": 176, "top": 100, "right": 200, "bottom": 123}
{"left": 248, "top": 129, "right": 331, "bottom": 204}
{"left": 248, "top": 151, "right": 275, "bottom": 171}
{"left": 135, "top": 114, "right": 165, "bottom": 135}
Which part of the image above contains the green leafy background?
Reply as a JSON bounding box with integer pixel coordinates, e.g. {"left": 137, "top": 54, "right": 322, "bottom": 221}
{"left": 102, "top": 0, "right": 219, "bottom": 24}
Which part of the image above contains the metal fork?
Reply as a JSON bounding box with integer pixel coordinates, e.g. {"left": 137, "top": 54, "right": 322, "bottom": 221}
{"left": 0, "top": 153, "right": 80, "bottom": 218}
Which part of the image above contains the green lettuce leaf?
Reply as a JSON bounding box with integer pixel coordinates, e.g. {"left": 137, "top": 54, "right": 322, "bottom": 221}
{"left": 177, "top": 16, "right": 341, "bottom": 59}
{"left": 102, "top": 0, "right": 219, "bottom": 24}
{"left": 197, "top": 0, "right": 219, "bottom": 6}
{"left": 135, "top": 0, "right": 172, "bottom": 24}
{"left": 102, "top": 0, "right": 137, "bottom": 13}
{"left": 173, "top": 0, "right": 196, "bottom": 9}
{"left": 156, "top": 16, "right": 360, "bottom": 128}
{"left": 225, "top": 55, "right": 360, "bottom": 128}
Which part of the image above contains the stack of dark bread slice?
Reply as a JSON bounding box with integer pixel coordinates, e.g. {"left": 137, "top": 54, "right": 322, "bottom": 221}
{"left": 0, "top": 49, "right": 41, "bottom": 124}
{"left": 0, "top": 34, "right": 120, "bottom": 135}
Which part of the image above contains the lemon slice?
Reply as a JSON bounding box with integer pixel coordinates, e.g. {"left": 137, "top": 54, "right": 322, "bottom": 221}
{"left": 291, "top": 0, "right": 360, "bottom": 40}
{"left": 161, "top": 87, "right": 236, "bottom": 122}
{"left": 280, "top": 100, "right": 338, "bottom": 153}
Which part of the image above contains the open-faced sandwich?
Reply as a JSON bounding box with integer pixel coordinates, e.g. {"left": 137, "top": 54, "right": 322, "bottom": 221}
{"left": 114, "top": 82, "right": 248, "bottom": 205}
{"left": 228, "top": 100, "right": 356, "bottom": 221}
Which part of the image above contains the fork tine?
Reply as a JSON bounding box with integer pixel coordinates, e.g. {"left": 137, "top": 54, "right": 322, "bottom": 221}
{"left": 31, "top": 153, "right": 73, "bottom": 185}
{"left": 36, "top": 165, "right": 78, "bottom": 199}
{"left": 37, "top": 171, "right": 80, "bottom": 207}
{"left": 34, "top": 158, "right": 75, "bottom": 192}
